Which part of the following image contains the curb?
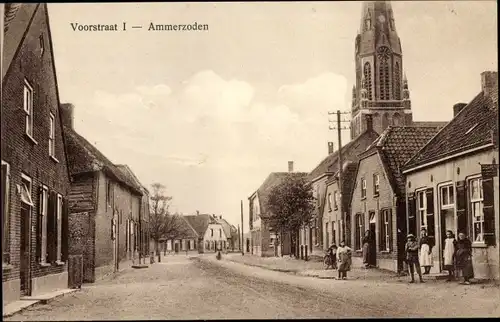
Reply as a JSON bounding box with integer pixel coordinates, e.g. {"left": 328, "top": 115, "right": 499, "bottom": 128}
{"left": 2, "top": 300, "right": 41, "bottom": 318}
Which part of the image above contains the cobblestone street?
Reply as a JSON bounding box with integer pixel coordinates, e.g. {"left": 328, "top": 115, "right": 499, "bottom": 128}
{"left": 5, "top": 254, "right": 500, "bottom": 320}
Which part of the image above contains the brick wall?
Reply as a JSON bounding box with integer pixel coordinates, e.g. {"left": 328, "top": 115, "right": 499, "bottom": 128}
{"left": 350, "top": 152, "right": 399, "bottom": 265}
{"left": 2, "top": 3, "right": 70, "bottom": 289}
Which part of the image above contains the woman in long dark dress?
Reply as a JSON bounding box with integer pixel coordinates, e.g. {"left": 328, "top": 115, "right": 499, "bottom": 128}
{"left": 455, "top": 232, "right": 474, "bottom": 285}
{"left": 362, "top": 230, "right": 371, "bottom": 268}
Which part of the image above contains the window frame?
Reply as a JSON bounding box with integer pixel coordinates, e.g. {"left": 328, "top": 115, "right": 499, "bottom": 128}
{"left": 21, "top": 173, "right": 34, "bottom": 206}
{"left": 468, "top": 176, "right": 485, "bottom": 244}
{"left": 56, "top": 194, "right": 63, "bottom": 263}
{"left": 40, "top": 185, "right": 49, "bottom": 264}
{"left": 2, "top": 161, "right": 11, "bottom": 265}
{"left": 361, "top": 178, "right": 367, "bottom": 199}
{"left": 416, "top": 189, "right": 427, "bottom": 230}
{"left": 373, "top": 174, "right": 380, "bottom": 196}
{"left": 355, "top": 213, "right": 363, "bottom": 251}
{"left": 440, "top": 183, "right": 455, "bottom": 209}
{"left": 380, "top": 209, "right": 390, "bottom": 252}
{"left": 49, "top": 113, "right": 56, "bottom": 158}
{"left": 24, "top": 79, "right": 35, "bottom": 140}
{"left": 333, "top": 191, "right": 338, "bottom": 210}
{"left": 328, "top": 193, "right": 332, "bottom": 211}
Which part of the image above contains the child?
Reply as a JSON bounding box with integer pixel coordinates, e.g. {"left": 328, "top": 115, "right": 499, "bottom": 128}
{"left": 328, "top": 243, "right": 338, "bottom": 269}
{"left": 405, "top": 234, "right": 424, "bottom": 283}
{"left": 443, "top": 230, "right": 457, "bottom": 281}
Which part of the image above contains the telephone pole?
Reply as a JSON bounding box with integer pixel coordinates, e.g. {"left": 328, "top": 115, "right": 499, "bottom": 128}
{"left": 328, "top": 110, "right": 351, "bottom": 243}
{"left": 240, "top": 200, "right": 244, "bottom": 255}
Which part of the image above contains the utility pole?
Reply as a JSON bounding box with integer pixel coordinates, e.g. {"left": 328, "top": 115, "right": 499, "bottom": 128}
{"left": 328, "top": 110, "right": 351, "bottom": 243}
{"left": 240, "top": 200, "right": 244, "bottom": 255}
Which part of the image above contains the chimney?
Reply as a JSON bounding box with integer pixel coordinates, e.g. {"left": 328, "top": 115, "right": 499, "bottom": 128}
{"left": 453, "top": 103, "right": 467, "bottom": 117}
{"left": 328, "top": 142, "right": 334, "bottom": 154}
{"left": 365, "top": 114, "right": 373, "bottom": 131}
{"left": 288, "top": 161, "right": 294, "bottom": 173}
{"left": 196, "top": 210, "right": 200, "bottom": 216}
{"left": 481, "top": 71, "right": 498, "bottom": 98}
{"left": 60, "top": 103, "right": 75, "bottom": 130}
{"left": 219, "top": 215, "right": 222, "bottom": 219}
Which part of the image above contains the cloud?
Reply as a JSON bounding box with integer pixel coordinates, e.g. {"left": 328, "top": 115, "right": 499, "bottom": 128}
{"left": 74, "top": 70, "right": 348, "bottom": 223}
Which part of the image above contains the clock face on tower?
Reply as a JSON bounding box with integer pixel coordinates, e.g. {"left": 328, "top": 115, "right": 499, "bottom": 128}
{"left": 377, "top": 46, "right": 391, "bottom": 59}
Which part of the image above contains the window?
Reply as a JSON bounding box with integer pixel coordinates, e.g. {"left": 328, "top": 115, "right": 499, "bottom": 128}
{"left": 361, "top": 178, "right": 367, "bottom": 199}
{"left": 328, "top": 193, "right": 332, "bottom": 211}
{"left": 469, "top": 177, "right": 484, "bottom": 243}
{"left": 2, "top": 162, "right": 11, "bottom": 264}
{"left": 56, "top": 194, "right": 63, "bottom": 262}
{"left": 24, "top": 80, "right": 34, "bottom": 138}
{"left": 440, "top": 184, "right": 455, "bottom": 209}
{"left": 417, "top": 190, "right": 427, "bottom": 229}
{"left": 49, "top": 113, "right": 55, "bottom": 157}
{"left": 380, "top": 209, "right": 391, "bottom": 251}
{"left": 394, "top": 62, "right": 401, "bottom": 99}
{"left": 332, "top": 221, "right": 336, "bottom": 245}
{"left": 333, "top": 191, "right": 338, "bottom": 210}
{"left": 325, "top": 222, "right": 329, "bottom": 246}
{"left": 40, "top": 186, "right": 49, "bottom": 263}
{"left": 377, "top": 47, "right": 391, "bottom": 100}
{"left": 219, "top": 229, "right": 222, "bottom": 238}
{"left": 21, "top": 174, "right": 33, "bottom": 206}
{"left": 373, "top": 174, "right": 380, "bottom": 196}
{"left": 363, "top": 62, "right": 372, "bottom": 99}
{"left": 39, "top": 35, "right": 45, "bottom": 56}
{"left": 211, "top": 228, "right": 214, "bottom": 237}
{"left": 106, "top": 180, "right": 112, "bottom": 209}
{"left": 355, "top": 214, "right": 363, "bottom": 250}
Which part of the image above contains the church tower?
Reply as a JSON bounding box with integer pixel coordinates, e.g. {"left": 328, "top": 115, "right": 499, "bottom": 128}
{"left": 350, "top": 1, "right": 412, "bottom": 139}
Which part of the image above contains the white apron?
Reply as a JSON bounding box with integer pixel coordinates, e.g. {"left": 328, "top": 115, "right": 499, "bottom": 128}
{"left": 420, "top": 244, "right": 433, "bottom": 267}
{"left": 443, "top": 238, "right": 455, "bottom": 267}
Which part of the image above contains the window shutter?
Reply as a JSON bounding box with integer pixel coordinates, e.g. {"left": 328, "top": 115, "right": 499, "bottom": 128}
{"left": 456, "top": 181, "right": 468, "bottom": 235}
{"left": 47, "top": 191, "right": 56, "bottom": 262}
{"left": 407, "top": 192, "right": 416, "bottom": 235}
{"left": 62, "top": 197, "right": 69, "bottom": 261}
{"left": 482, "top": 178, "right": 496, "bottom": 246}
{"left": 440, "top": 209, "right": 447, "bottom": 247}
{"left": 36, "top": 187, "right": 43, "bottom": 262}
{"left": 388, "top": 209, "right": 393, "bottom": 252}
{"left": 425, "top": 188, "right": 435, "bottom": 238}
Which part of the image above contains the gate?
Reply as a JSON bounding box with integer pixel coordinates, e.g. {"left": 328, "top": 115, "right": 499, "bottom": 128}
{"left": 68, "top": 254, "right": 83, "bottom": 289}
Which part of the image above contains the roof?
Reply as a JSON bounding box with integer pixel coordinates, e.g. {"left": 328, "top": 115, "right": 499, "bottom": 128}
{"left": 368, "top": 126, "right": 443, "bottom": 195}
{"left": 412, "top": 121, "right": 449, "bottom": 128}
{"left": 251, "top": 172, "right": 308, "bottom": 216}
{"left": 404, "top": 88, "right": 498, "bottom": 171}
{"left": 307, "top": 128, "right": 379, "bottom": 182}
{"left": 63, "top": 126, "right": 143, "bottom": 195}
{"left": 115, "top": 164, "right": 149, "bottom": 195}
{"left": 325, "top": 162, "right": 359, "bottom": 211}
{"left": 216, "top": 218, "right": 233, "bottom": 239}
{"left": 183, "top": 214, "right": 218, "bottom": 237}
{"left": 178, "top": 216, "right": 199, "bottom": 239}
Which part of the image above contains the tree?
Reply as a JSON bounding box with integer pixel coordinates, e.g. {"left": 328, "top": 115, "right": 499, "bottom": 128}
{"left": 267, "top": 176, "right": 315, "bottom": 257}
{"left": 149, "top": 183, "right": 189, "bottom": 254}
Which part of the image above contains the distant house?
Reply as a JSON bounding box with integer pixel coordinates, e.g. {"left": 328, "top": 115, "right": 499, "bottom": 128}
{"left": 349, "top": 125, "right": 443, "bottom": 273}
{"left": 304, "top": 119, "right": 379, "bottom": 258}
{"left": 249, "top": 162, "right": 307, "bottom": 257}
{"left": 184, "top": 213, "right": 228, "bottom": 253}
{"left": 159, "top": 215, "right": 199, "bottom": 253}
{"left": 2, "top": 3, "right": 71, "bottom": 304}
{"left": 62, "top": 105, "right": 144, "bottom": 283}
{"left": 216, "top": 216, "right": 239, "bottom": 251}
{"left": 403, "top": 71, "right": 499, "bottom": 280}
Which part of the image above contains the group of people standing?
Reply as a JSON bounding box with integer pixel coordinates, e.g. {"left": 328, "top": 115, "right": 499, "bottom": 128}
{"left": 405, "top": 228, "right": 474, "bottom": 284}
{"left": 326, "top": 241, "right": 352, "bottom": 280}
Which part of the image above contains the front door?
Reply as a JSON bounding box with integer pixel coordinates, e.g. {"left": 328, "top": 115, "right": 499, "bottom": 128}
{"left": 440, "top": 208, "right": 456, "bottom": 271}
{"left": 369, "top": 222, "right": 377, "bottom": 266}
{"left": 20, "top": 204, "right": 31, "bottom": 296}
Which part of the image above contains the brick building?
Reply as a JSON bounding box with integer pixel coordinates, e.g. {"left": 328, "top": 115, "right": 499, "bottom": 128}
{"left": 349, "top": 125, "right": 443, "bottom": 273}
{"left": 403, "top": 72, "right": 499, "bottom": 280}
{"left": 116, "top": 164, "right": 151, "bottom": 259}
{"left": 62, "top": 104, "right": 144, "bottom": 283}
{"left": 304, "top": 124, "right": 379, "bottom": 259}
{"left": 249, "top": 162, "right": 306, "bottom": 257}
{"left": 321, "top": 162, "right": 358, "bottom": 250}
{"left": 2, "top": 4, "right": 71, "bottom": 304}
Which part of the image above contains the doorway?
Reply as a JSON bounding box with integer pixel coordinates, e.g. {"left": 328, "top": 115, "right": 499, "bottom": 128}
{"left": 440, "top": 207, "right": 456, "bottom": 271}
{"left": 20, "top": 204, "right": 31, "bottom": 296}
{"left": 246, "top": 239, "right": 250, "bottom": 253}
{"left": 368, "top": 212, "right": 377, "bottom": 267}
{"left": 174, "top": 242, "right": 179, "bottom": 253}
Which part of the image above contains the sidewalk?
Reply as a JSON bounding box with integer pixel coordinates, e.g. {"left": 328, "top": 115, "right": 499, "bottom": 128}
{"left": 221, "top": 253, "right": 470, "bottom": 283}
{"left": 3, "top": 288, "right": 79, "bottom": 318}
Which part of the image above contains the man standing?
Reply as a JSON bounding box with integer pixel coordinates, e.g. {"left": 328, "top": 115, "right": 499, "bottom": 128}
{"left": 405, "top": 234, "right": 425, "bottom": 283}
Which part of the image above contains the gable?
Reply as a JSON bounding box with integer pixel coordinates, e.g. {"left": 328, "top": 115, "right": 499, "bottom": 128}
{"left": 351, "top": 152, "right": 393, "bottom": 206}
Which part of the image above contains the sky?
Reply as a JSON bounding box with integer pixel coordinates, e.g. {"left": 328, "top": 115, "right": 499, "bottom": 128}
{"left": 47, "top": 1, "right": 497, "bottom": 231}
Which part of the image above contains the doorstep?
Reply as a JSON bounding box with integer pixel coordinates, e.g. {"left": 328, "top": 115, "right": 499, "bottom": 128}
{"left": 3, "top": 300, "right": 40, "bottom": 318}
{"left": 20, "top": 288, "right": 79, "bottom": 304}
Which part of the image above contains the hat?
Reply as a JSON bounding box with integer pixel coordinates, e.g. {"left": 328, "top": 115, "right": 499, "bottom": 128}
{"left": 407, "top": 234, "right": 415, "bottom": 239}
